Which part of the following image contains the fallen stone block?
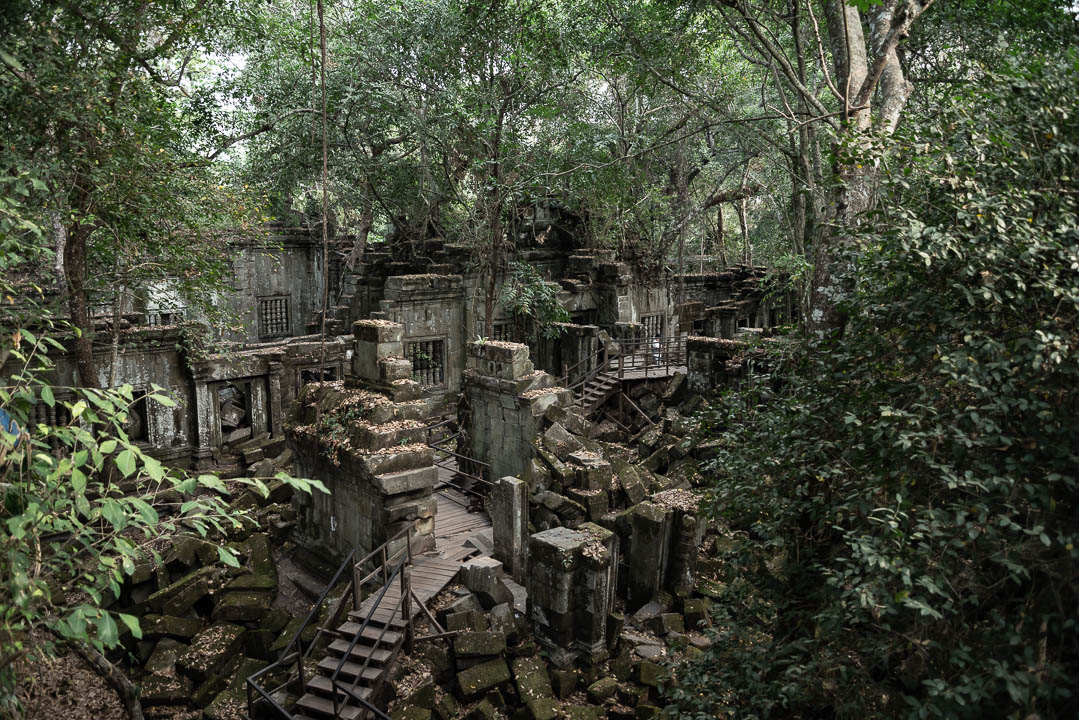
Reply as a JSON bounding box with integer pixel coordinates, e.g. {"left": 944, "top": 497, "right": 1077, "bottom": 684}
{"left": 456, "top": 658, "right": 511, "bottom": 700}
{"left": 453, "top": 630, "right": 507, "bottom": 659}
{"left": 177, "top": 623, "right": 245, "bottom": 683}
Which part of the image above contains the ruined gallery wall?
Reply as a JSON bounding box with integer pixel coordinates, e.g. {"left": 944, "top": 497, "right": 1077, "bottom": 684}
{"left": 219, "top": 228, "right": 326, "bottom": 344}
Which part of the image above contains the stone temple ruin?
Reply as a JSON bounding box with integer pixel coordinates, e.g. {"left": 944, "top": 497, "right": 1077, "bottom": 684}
{"left": 16, "top": 211, "right": 787, "bottom": 719}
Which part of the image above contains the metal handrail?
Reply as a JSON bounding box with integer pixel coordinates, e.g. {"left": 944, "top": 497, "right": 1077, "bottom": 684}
{"left": 245, "top": 525, "right": 416, "bottom": 720}
{"left": 330, "top": 553, "right": 410, "bottom": 718}
{"left": 564, "top": 335, "right": 687, "bottom": 391}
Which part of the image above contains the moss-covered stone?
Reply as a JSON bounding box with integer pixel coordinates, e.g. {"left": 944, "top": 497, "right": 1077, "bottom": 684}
{"left": 141, "top": 614, "right": 202, "bottom": 641}
{"left": 140, "top": 671, "right": 192, "bottom": 705}
{"left": 176, "top": 623, "right": 245, "bottom": 682}
{"left": 390, "top": 706, "right": 431, "bottom": 720}
{"left": 464, "top": 699, "right": 498, "bottom": 720}
{"left": 212, "top": 590, "right": 271, "bottom": 622}
{"left": 525, "top": 697, "right": 559, "bottom": 720}
{"left": 586, "top": 676, "right": 618, "bottom": 703}
{"left": 512, "top": 655, "right": 553, "bottom": 701}
{"left": 453, "top": 630, "right": 507, "bottom": 659}
{"left": 549, "top": 668, "right": 577, "bottom": 699}
{"left": 634, "top": 660, "right": 665, "bottom": 689}
{"left": 146, "top": 566, "right": 220, "bottom": 616}
{"left": 434, "top": 693, "right": 460, "bottom": 720}
{"left": 456, "top": 658, "right": 511, "bottom": 700}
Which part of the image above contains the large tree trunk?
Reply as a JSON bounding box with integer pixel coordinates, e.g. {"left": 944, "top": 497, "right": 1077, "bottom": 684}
{"left": 64, "top": 220, "right": 100, "bottom": 389}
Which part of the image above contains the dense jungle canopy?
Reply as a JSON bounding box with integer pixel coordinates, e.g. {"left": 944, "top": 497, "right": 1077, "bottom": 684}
{"left": 1, "top": 1, "right": 1078, "bottom": 718}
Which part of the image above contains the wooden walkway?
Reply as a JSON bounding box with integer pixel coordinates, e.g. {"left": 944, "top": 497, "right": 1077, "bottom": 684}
{"left": 354, "top": 489, "right": 492, "bottom": 628}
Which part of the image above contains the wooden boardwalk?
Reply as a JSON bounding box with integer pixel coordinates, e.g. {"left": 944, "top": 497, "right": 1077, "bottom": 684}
{"left": 354, "top": 489, "right": 492, "bottom": 628}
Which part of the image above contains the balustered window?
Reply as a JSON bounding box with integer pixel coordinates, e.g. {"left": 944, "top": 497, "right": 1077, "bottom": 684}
{"left": 258, "top": 296, "right": 290, "bottom": 338}
{"left": 407, "top": 339, "right": 445, "bottom": 386}
{"left": 641, "top": 313, "right": 663, "bottom": 338}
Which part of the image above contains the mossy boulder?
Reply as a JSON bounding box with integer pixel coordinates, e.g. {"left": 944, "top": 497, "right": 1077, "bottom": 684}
{"left": 456, "top": 658, "right": 511, "bottom": 700}
{"left": 176, "top": 623, "right": 245, "bottom": 682}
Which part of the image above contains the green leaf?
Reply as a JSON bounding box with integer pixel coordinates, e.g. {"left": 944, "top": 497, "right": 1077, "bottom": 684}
{"left": 99, "top": 498, "right": 127, "bottom": 531}
{"left": 149, "top": 393, "right": 177, "bottom": 408}
{"left": 115, "top": 449, "right": 136, "bottom": 478}
{"left": 95, "top": 612, "right": 119, "bottom": 648}
{"left": 130, "top": 498, "right": 159, "bottom": 527}
{"left": 117, "top": 613, "right": 142, "bottom": 640}
{"left": 217, "top": 546, "right": 241, "bottom": 568}
{"left": 197, "top": 474, "right": 229, "bottom": 494}
{"left": 40, "top": 385, "right": 54, "bottom": 407}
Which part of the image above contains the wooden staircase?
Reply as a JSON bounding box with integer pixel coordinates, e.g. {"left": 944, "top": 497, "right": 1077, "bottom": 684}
{"left": 575, "top": 371, "right": 620, "bottom": 414}
{"left": 293, "top": 611, "right": 405, "bottom": 720}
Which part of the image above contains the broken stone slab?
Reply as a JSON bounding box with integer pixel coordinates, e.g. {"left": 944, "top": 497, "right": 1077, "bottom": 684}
{"left": 146, "top": 566, "right": 220, "bottom": 616}
{"left": 567, "top": 488, "right": 609, "bottom": 521}
{"left": 535, "top": 491, "right": 587, "bottom": 529}
{"left": 455, "top": 657, "right": 511, "bottom": 700}
{"left": 223, "top": 427, "right": 251, "bottom": 445}
{"left": 438, "top": 593, "right": 483, "bottom": 626}
{"left": 634, "top": 660, "right": 666, "bottom": 688}
{"left": 140, "top": 670, "right": 192, "bottom": 706}
{"left": 682, "top": 597, "right": 713, "bottom": 629}
{"left": 140, "top": 614, "right": 202, "bottom": 641}
{"left": 176, "top": 623, "right": 245, "bottom": 683}
{"left": 212, "top": 590, "right": 271, "bottom": 623}
{"left": 545, "top": 404, "right": 593, "bottom": 437}
{"left": 646, "top": 612, "right": 685, "bottom": 636}
{"left": 373, "top": 465, "right": 437, "bottom": 495}
{"left": 542, "top": 422, "right": 583, "bottom": 461}
{"left": 489, "top": 603, "right": 522, "bottom": 642}
{"left": 452, "top": 630, "right": 507, "bottom": 659}
{"left": 459, "top": 556, "right": 514, "bottom": 610}
{"left": 247, "top": 458, "right": 274, "bottom": 478}
{"left": 145, "top": 638, "right": 186, "bottom": 676}
{"left": 586, "top": 676, "right": 618, "bottom": 703}
{"left": 444, "top": 609, "right": 487, "bottom": 633}
{"left": 512, "top": 655, "right": 554, "bottom": 700}
{"left": 242, "top": 447, "right": 264, "bottom": 465}
{"left": 166, "top": 535, "right": 218, "bottom": 569}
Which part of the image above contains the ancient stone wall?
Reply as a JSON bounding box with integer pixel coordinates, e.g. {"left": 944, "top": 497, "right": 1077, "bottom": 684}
{"left": 458, "top": 341, "right": 572, "bottom": 482}
{"left": 286, "top": 320, "right": 437, "bottom": 558}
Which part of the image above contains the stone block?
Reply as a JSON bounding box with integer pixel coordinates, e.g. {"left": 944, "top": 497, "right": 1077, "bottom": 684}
{"left": 176, "top": 623, "right": 245, "bottom": 683}
{"left": 567, "top": 488, "right": 608, "bottom": 521}
{"left": 212, "top": 591, "right": 271, "bottom": 622}
{"left": 492, "top": 477, "right": 528, "bottom": 581}
{"left": 628, "top": 502, "right": 673, "bottom": 610}
{"left": 140, "top": 614, "right": 202, "bottom": 641}
{"left": 456, "top": 658, "right": 511, "bottom": 700}
{"left": 459, "top": 556, "right": 514, "bottom": 609}
{"left": 374, "top": 465, "right": 437, "bottom": 495}
{"left": 586, "top": 676, "right": 618, "bottom": 703}
{"left": 527, "top": 524, "right": 617, "bottom": 666}
{"left": 682, "top": 598, "right": 712, "bottom": 629}
{"left": 147, "top": 566, "right": 219, "bottom": 616}
{"left": 549, "top": 668, "right": 578, "bottom": 699}
{"left": 634, "top": 660, "right": 665, "bottom": 688}
{"left": 543, "top": 422, "right": 583, "bottom": 461}
{"left": 512, "top": 655, "right": 553, "bottom": 700}
{"left": 453, "top": 631, "right": 507, "bottom": 659}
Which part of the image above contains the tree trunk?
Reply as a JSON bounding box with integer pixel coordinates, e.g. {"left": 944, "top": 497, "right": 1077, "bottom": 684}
{"left": 64, "top": 220, "right": 100, "bottom": 389}
{"left": 68, "top": 640, "right": 144, "bottom": 720}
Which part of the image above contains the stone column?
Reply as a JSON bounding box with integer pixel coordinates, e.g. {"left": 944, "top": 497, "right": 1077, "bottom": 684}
{"left": 627, "top": 501, "right": 673, "bottom": 610}
{"left": 527, "top": 523, "right": 617, "bottom": 667}
{"left": 492, "top": 477, "right": 528, "bottom": 582}
{"left": 459, "top": 341, "right": 572, "bottom": 481}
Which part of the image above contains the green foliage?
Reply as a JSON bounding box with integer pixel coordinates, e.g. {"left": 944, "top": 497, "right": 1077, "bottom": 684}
{"left": 498, "top": 261, "right": 571, "bottom": 340}
{"left": 0, "top": 172, "right": 326, "bottom": 703}
{"left": 671, "top": 55, "right": 1079, "bottom": 719}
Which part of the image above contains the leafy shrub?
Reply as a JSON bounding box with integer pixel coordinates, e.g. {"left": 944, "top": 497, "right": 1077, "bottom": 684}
{"left": 669, "top": 54, "right": 1079, "bottom": 719}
